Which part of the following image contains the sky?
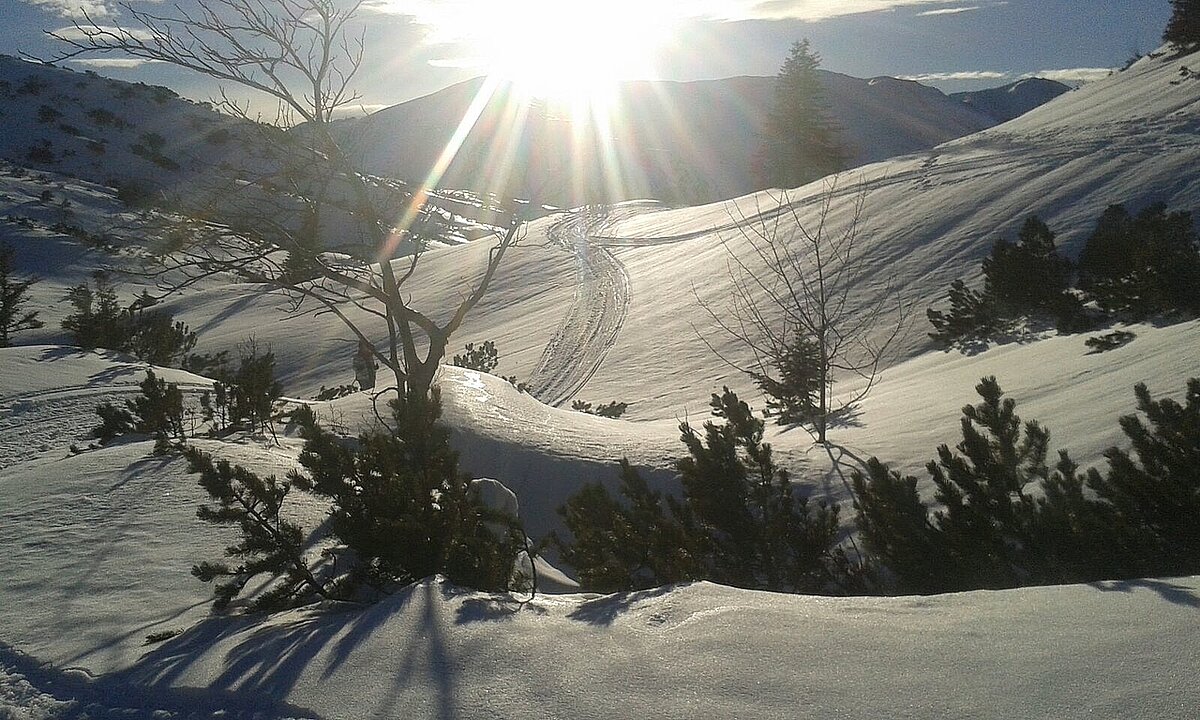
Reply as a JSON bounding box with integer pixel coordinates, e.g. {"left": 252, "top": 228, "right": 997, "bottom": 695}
{"left": 0, "top": 0, "right": 1172, "bottom": 115}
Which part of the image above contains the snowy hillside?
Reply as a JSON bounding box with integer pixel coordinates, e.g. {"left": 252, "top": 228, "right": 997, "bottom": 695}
{"left": 0, "top": 56, "right": 507, "bottom": 250}
{"left": 0, "top": 55, "right": 270, "bottom": 197}
{"left": 332, "top": 71, "right": 997, "bottom": 206}
{"left": 2, "top": 41, "right": 1200, "bottom": 720}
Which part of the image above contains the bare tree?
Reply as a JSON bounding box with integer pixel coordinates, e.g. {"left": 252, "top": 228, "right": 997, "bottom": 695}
{"left": 47, "top": 0, "right": 522, "bottom": 400}
{"left": 700, "top": 180, "right": 907, "bottom": 444}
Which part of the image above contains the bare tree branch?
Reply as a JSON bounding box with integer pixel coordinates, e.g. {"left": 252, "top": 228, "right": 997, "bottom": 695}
{"left": 698, "top": 178, "right": 909, "bottom": 443}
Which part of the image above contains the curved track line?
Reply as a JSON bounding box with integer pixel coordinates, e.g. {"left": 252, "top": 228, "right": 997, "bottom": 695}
{"left": 528, "top": 212, "right": 630, "bottom": 407}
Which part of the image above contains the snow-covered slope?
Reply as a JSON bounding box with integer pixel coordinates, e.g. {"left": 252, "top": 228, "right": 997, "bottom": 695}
{"left": 332, "top": 71, "right": 996, "bottom": 206}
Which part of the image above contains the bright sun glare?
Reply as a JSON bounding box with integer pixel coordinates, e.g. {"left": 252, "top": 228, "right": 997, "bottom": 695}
{"left": 447, "top": 0, "right": 676, "bottom": 102}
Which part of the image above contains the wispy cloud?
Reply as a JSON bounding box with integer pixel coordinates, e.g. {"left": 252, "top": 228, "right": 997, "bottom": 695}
{"left": 68, "top": 57, "right": 160, "bottom": 68}
{"left": 917, "top": 6, "right": 982, "bottom": 16}
{"left": 48, "top": 24, "right": 155, "bottom": 42}
{"left": 901, "top": 66, "right": 1115, "bottom": 86}
{"left": 427, "top": 56, "right": 486, "bottom": 69}
{"left": 22, "top": 0, "right": 116, "bottom": 19}
{"left": 331, "top": 103, "right": 391, "bottom": 118}
{"left": 900, "top": 70, "right": 1009, "bottom": 82}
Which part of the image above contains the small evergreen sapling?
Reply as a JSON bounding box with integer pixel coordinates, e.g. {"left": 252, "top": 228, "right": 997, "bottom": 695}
{"left": 554, "top": 460, "right": 700, "bottom": 592}
{"left": 1164, "top": 0, "right": 1200, "bottom": 47}
{"left": 1077, "top": 203, "right": 1200, "bottom": 318}
{"left": 752, "top": 335, "right": 821, "bottom": 424}
{"left": 92, "top": 370, "right": 185, "bottom": 448}
{"left": 289, "top": 389, "right": 528, "bottom": 593}
{"left": 452, "top": 340, "right": 500, "bottom": 374}
{"left": 571, "top": 400, "right": 630, "bottom": 419}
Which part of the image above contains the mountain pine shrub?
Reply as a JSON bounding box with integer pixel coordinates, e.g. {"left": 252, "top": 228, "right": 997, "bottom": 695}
{"left": 1077, "top": 203, "right": 1200, "bottom": 318}
{"left": 62, "top": 275, "right": 196, "bottom": 365}
{"left": 188, "top": 446, "right": 336, "bottom": 612}
{"left": 289, "top": 389, "right": 529, "bottom": 593}
{"left": 453, "top": 340, "right": 500, "bottom": 374}
{"left": 928, "top": 217, "right": 1084, "bottom": 349}
{"left": 189, "top": 386, "right": 530, "bottom": 612}
{"left": 1086, "top": 379, "right": 1200, "bottom": 577}
{"left": 852, "top": 376, "right": 1200, "bottom": 593}
{"left": 556, "top": 388, "right": 851, "bottom": 593}
{"left": 92, "top": 370, "right": 185, "bottom": 449}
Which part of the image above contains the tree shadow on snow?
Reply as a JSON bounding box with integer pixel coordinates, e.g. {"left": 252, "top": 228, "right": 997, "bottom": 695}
{"left": 450, "top": 583, "right": 546, "bottom": 625}
{"left": 1, "top": 639, "right": 320, "bottom": 720}
{"left": 566, "top": 585, "right": 675, "bottom": 626}
{"left": 1088, "top": 578, "right": 1200, "bottom": 608}
{"left": 121, "top": 580, "right": 462, "bottom": 720}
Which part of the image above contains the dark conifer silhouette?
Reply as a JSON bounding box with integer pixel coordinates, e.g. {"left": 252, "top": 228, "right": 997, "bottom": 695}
{"left": 1164, "top": 0, "right": 1200, "bottom": 46}
{"left": 0, "top": 243, "right": 43, "bottom": 347}
{"left": 759, "top": 40, "right": 846, "bottom": 188}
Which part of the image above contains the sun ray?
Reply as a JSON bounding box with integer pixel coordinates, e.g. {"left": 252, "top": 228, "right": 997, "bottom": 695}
{"left": 382, "top": 74, "right": 505, "bottom": 259}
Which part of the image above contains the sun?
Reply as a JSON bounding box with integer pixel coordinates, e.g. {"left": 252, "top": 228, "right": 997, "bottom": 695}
{"left": 442, "top": 0, "right": 677, "bottom": 102}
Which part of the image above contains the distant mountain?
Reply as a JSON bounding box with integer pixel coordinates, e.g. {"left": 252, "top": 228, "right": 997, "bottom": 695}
{"left": 951, "top": 78, "right": 1072, "bottom": 123}
{"left": 333, "top": 72, "right": 998, "bottom": 206}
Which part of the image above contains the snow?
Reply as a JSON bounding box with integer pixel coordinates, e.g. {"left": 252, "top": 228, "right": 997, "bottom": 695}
{"left": 2, "top": 42, "right": 1200, "bottom": 720}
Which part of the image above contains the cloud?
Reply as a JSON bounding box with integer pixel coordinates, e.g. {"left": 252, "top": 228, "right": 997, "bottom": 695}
{"left": 363, "top": 0, "right": 977, "bottom": 31}
{"left": 68, "top": 58, "right": 160, "bottom": 68}
{"left": 22, "top": 0, "right": 115, "bottom": 19}
{"left": 900, "top": 66, "right": 1116, "bottom": 86}
{"left": 48, "top": 24, "right": 155, "bottom": 42}
{"left": 331, "top": 103, "right": 391, "bottom": 118}
{"left": 900, "top": 70, "right": 1010, "bottom": 82}
{"left": 917, "top": 6, "right": 982, "bottom": 16}
{"left": 427, "top": 56, "right": 486, "bottom": 69}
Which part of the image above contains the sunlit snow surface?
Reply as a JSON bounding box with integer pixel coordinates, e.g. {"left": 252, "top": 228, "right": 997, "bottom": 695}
{"left": 3, "top": 46, "right": 1200, "bottom": 719}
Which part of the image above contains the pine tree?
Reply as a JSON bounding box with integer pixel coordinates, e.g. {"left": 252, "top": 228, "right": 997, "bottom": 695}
{"left": 553, "top": 460, "right": 700, "bottom": 592}
{"left": 759, "top": 40, "right": 846, "bottom": 188}
{"left": 62, "top": 272, "right": 125, "bottom": 350}
{"left": 226, "top": 340, "right": 282, "bottom": 433}
{"left": 752, "top": 334, "right": 821, "bottom": 425}
{"left": 1087, "top": 379, "right": 1200, "bottom": 577}
{"left": 557, "top": 388, "right": 849, "bottom": 593}
{"left": 983, "top": 217, "right": 1083, "bottom": 330}
{"left": 1077, "top": 203, "right": 1200, "bottom": 318}
{"left": 851, "top": 458, "right": 949, "bottom": 594}
{"left": 0, "top": 243, "right": 43, "bottom": 347}
{"left": 289, "top": 389, "right": 527, "bottom": 592}
{"left": 927, "top": 279, "right": 998, "bottom": 348}
{"left": 188, "top": 446, "right": 335, "bottom": 612}
{"left": 1164, "top": 0, "right": 1200, "bottom": 46}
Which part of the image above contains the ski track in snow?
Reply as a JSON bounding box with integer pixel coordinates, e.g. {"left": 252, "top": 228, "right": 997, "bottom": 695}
{"left": 528, "top": 212, "right": 631, "bottom": 406}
